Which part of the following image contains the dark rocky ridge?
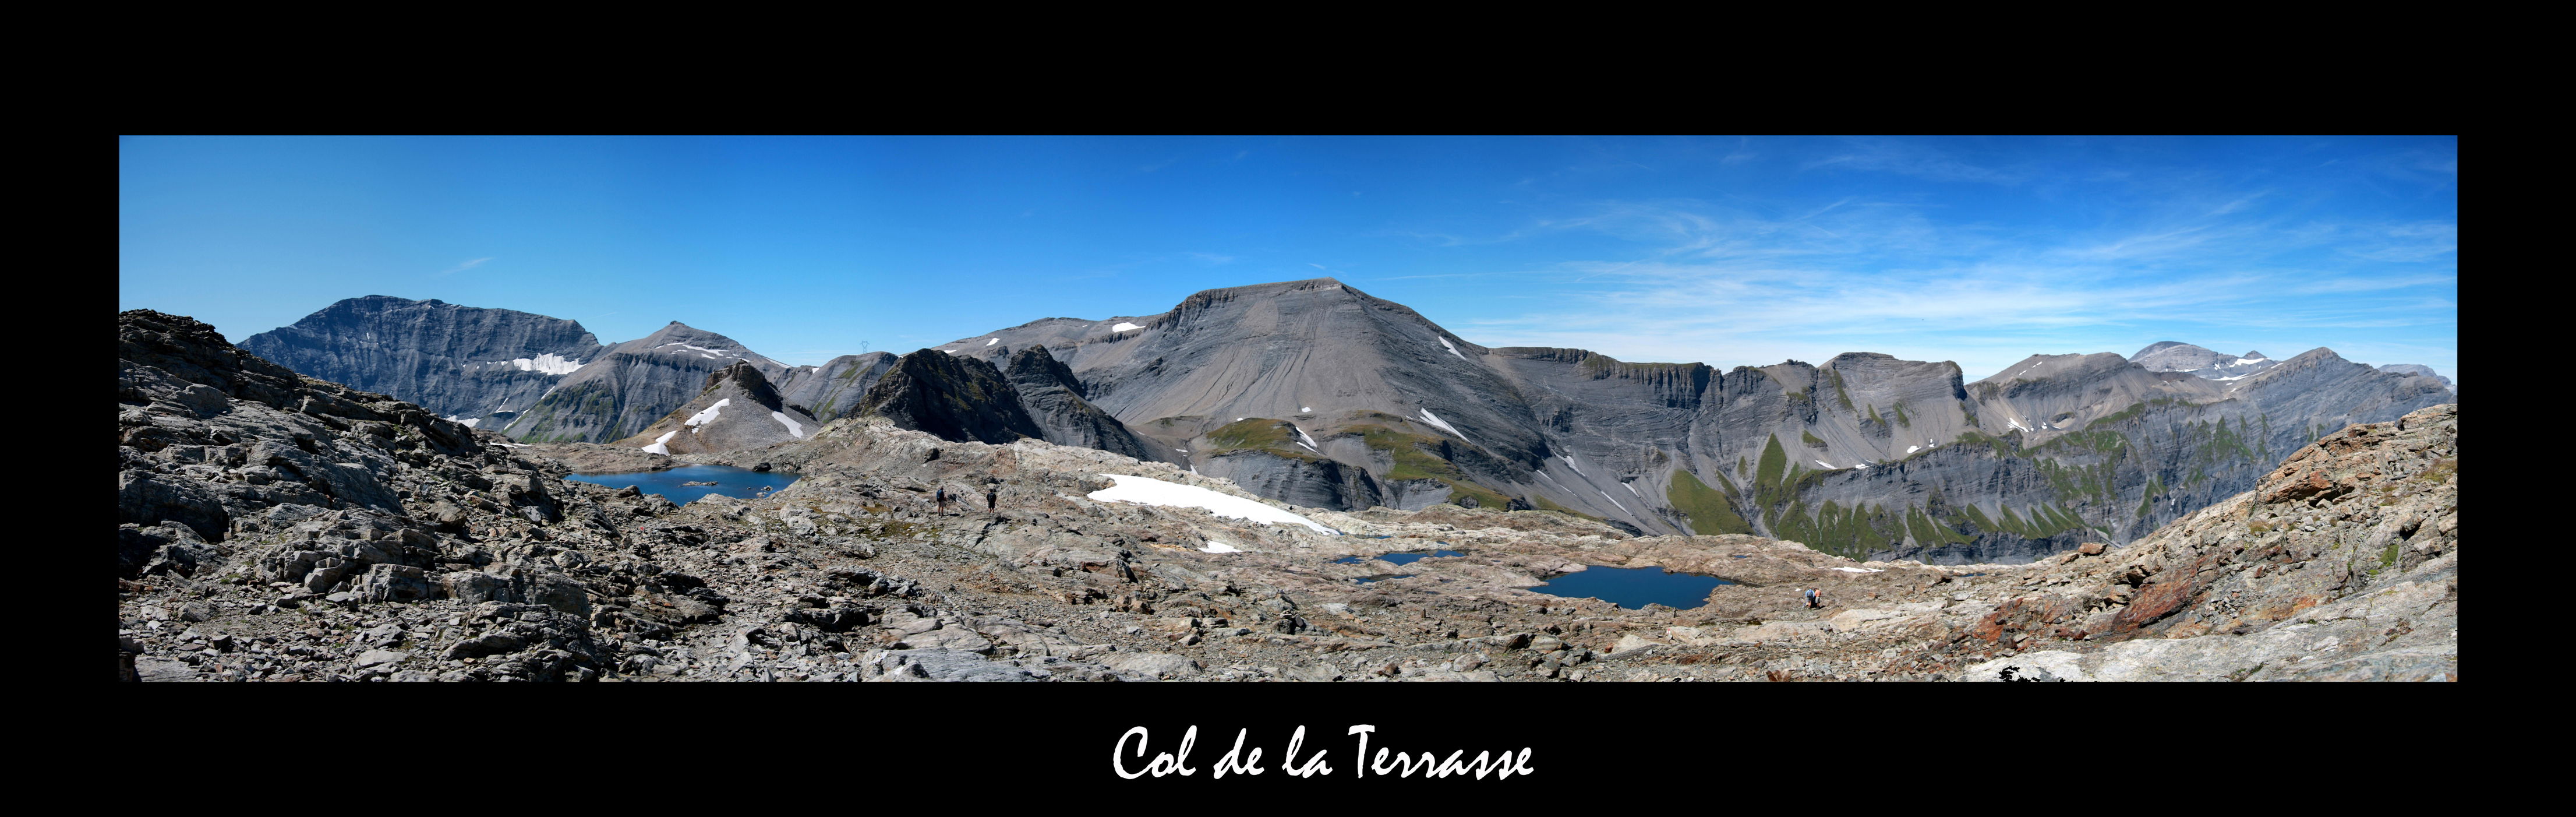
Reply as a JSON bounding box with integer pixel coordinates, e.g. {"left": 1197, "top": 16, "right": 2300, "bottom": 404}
{"left": 774, "top": 352, "right": 900, "bottom": 422}
{"left": 1000, "top": 346, "right": 1161, "bottom": 462}
{"left": 852, "top": 350, "right": 1050, "bottom": 446}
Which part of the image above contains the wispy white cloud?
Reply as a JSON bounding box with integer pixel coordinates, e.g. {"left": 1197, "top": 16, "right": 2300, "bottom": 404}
{"left": 1432, "top": 195, "right": 2456, "bottom": 379}
{"left": 1185, "top": 252, "right": 1235, "bottom": 265}
{"left": 1801, "top": 139, "right": 2023, "bottom": 185}
{"left": 437, "top": 257, "right": 493, "bottom": 276}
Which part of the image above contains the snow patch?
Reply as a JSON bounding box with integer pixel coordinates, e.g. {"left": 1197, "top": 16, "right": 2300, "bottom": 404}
{"left": 1110, "top": 322, "right": 1143, "bottom": 332}
{"left": 504, "top": 353, "right": 585, "bottom": 375}
{"left": 1906, "top": 445, "right": 1920, "bottom": 453}
{"left": 641, "top": 430, "right": 678, "bottom": 455}
{"left": 771, "top": 411, "right": 805, "bottom": 438}
{"left": 684, "top": 398, "right": 730, "bottom": 434}
{"left": 1560, "top": 454, "right": 1583, "bottom": 475}
{"left": 1816, "top": 460, "right": 1834, "bottom": 469}
{"left": 1086, "top": 474, "right": 1338, "bottom": 534}
{"left": 1622, "top": 482, "right": 1639, "bottom": 496}
{"left": 1437, "top": 336, "right": 1466, "bottom": 360}
{"left": 984, "top": 338, "right": 997, "bottom": 346}
{"left": 1301, "top": 407, "right": 1312, "bottom": 413}
{"left": 1294, "top": 426, "right": 1320, "bottom": 449}
{"left": 1829, "top": 566, "right": 1884, "bottom": 573}
{"left": 660, "top": 343, "right": 731, "bottom": 358}
{"left": 1599, "top": 491, "right": 1627, "bottom": 512}
{"left": 460, "top": 418, "right": 480, "bottom": 428}
{"left": 1200, "top": 541, "right": 1244, "bottom": 554}
{"left": 1416, "top": 409, "right": 1471, "bottom": 444}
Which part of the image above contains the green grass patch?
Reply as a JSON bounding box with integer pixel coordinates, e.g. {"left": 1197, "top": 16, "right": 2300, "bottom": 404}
{"left": 1666, "top": 469, "right": 1753, "bottom": 535}
{"left": 1347, "top": 422, "right": 1515, "bottom": 511}
{"left": 1801, "top": 430, "right": 1826, "bottom": 449}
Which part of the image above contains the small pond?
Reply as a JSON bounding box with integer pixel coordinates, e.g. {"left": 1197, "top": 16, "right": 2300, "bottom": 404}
{"left": 1525, "top": 566, "right": 1734, "bottom": 610}
{"left": 564, "top": 464, "right": 799, "bottom": 506}
{"left": 1353, "top": 575, "right": 1414, "bottom": 584}
{"left": 1333, "top": 550, "right": 1464, "bottom": 566}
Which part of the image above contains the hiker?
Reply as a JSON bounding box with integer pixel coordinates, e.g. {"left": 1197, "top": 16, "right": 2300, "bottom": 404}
{"left": 936, "top": 487, "right": 947, "bottom": 511}
{"left": 1805, "top": 587, "right": 1819, "bottom": 609}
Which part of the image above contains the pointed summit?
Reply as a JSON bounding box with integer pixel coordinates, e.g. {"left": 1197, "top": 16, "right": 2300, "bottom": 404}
{"left": 614, "top": 362, "right": 817, "bottom": 456}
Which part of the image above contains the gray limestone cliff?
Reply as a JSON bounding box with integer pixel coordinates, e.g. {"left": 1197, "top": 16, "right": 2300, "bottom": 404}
{"left": 239, "top": 296, "right": 603, "bottom": 431}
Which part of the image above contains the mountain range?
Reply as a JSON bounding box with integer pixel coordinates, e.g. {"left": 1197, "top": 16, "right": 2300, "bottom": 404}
{"left": 234, "top": 281, "right": 2455, "bottom": 564}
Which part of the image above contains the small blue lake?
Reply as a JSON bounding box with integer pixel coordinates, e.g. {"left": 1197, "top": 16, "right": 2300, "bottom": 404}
{"left": 1526, "top": 566, "right": 1734, "bottom": 610}
{"left": 1334, "top": 550, "right": 1464, "bottom": 566}
{"left": 564, "top": 464, "right": 798, "bottom": 506}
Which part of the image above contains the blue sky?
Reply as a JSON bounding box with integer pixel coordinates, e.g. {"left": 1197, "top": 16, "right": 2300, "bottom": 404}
{"left": 119, "top": 136, "right": 2458, "bottom": 381}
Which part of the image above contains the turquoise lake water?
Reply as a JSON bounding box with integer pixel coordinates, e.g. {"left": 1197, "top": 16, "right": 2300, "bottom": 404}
{"left": 1525, "top": 566, "right": 1734, "bottom": 610}
{"left": 564, "top": 464, "right": 798, "bottom": 506}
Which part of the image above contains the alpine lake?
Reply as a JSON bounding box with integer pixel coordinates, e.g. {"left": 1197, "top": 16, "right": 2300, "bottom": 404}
{"left": 563, "top": 464, "right": 799, "bottom": 506}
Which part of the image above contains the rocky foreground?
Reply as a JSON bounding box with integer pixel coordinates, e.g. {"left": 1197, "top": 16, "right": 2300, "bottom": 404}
{"left": 119, "top": 309, "right": 2458, "bottom": 681}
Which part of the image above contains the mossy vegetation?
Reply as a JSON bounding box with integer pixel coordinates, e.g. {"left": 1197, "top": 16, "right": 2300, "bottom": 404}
{"left": 1892, "top": 400, "right": 1911, "bottom": 427}
{"left": 1801, "top": 430, "right": 1826, "bottom": 449}
{"left": 1347, "top": 423, "right": 1511, "bottom": 510}
{"left": 1954, "top": 430, "right": 2015, "bottom": 459}
{"left": 1522, "top": 492, "right": 1602, "bottom": 523}
{"left": 1666, "top": 469, "right": 1753, "bottom": 535}
{"left": 1752, "top": 434, "right": 1789, "bottom": 508}
{"left": 1206, "top": 418, "right": 1322, "bottom": 462}
{"left": 1829, "top": 369, "right": 1854, "bottom": 411}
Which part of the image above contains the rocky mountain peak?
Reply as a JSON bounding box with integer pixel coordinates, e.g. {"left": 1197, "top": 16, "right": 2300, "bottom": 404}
{"left": 612, "top": 360, "right": 816, "bottom": 457}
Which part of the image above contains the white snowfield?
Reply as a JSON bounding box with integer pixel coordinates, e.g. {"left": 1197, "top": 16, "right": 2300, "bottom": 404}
{"left": 984, "top": 337, "right": 997, "bottom": 346}
{"left": 1086, "top": 474, "right": 1339, "bottom": 535}
{"left": 1561, "top": 454, "right": 1584, "bottom": 475}
{"left": 502, "top": 353, "right": 585, "bottom": 375}
{"left": 1110, "top": 322, "right": 1143, "bottom": 332}
{"left": 1301, "top": 406, "right": 1312, "bottom": 413}
{"left": 641, "top": 430, "right": 678, "bottom": 455}
{"left": 1623, "top": 482, "right": 1639, "bottom": 496}
{"left": 1829, "top": 566, "right": 1884, "bottom": 573}
{"left": 1200, "top": 541, "right": 1244, "bottom": 554}
{"left": 1906, "top": 445, "right": 1920, "bottom": 453}
{"left": 1437, "top": 336, "right": 1467, "bottom": 360}
{"left": 771, "top": 411, "right": 805, "bottom": 438}
{"left": 460, "top": 418, "right": 480, "bottom": 428}
{"left": 1295, "top": 426, "right": 1320, "bottom": 449}
{"left": 1599, "top": 490, "right": 1627, "bottom": 512}
{"left": 659, "top": 343, "right": 730, "bottom": 360}
{"left": 685, "top": 399, "right": 730, "bottom": 434}
{"left": 1816, "top": 460, "right": 1834, "bottom": 469}
{"left": 1417, "top": 409, "right": 1471, "bottom": 443}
